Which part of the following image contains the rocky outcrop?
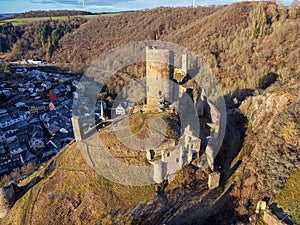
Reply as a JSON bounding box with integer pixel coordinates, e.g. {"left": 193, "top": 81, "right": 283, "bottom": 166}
{"left": 229, "top": 85, "right": 299, "bottom": 217}
{"left": 0, "top": 184, "right": 16, "bottom": 219}
{"left": 0, "top": 175, "right": 43, "bottom": 219}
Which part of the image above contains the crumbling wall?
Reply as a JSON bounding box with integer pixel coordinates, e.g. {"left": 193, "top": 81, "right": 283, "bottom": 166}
{"left": 263, "top": 210, "right": 287, "bottom": 225}
{"left": 208, "top": 172, "right": 220, "bottom": 189}
{"left": 201, "top": 101, "right": 225, "bottom": 171}
{"left": 151, "top": 137, "right": 199, "bottom": 183}
{"left": 0, "top": 184, "right": 16, "bottom": 219}
{"left": 72, "top": 116, "right": 84, "bottom": 141}
{"left": 0, "top": 189, "right": 11, "bottom": 219}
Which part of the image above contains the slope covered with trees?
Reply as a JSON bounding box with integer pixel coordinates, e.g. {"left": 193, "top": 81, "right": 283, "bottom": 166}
{"left": 51, "top": 2, "right": 299, "bottom": 97}
{"left": 0, "top": 18, "right": 88, "bottom": 61}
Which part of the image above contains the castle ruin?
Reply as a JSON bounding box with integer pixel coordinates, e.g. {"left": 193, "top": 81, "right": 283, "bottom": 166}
{"left": 145, "top": 46, "right": 222, "bottom": 187}
{"left": 147, "top": 125, "right": 201, "bottom": 183}
{"left": 70, "top": 45, "right": 223, "bottom": 188}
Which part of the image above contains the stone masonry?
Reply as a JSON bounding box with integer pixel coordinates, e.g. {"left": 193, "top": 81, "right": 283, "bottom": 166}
{"left": 146, "top": 46, "right": 174, "bottom": 109}
{"left": 71, "top": 116, "right": 84, "bottom": 141}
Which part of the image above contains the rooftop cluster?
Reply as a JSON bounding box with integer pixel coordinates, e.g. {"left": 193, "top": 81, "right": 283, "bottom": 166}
{"left": 0, "top": 68, "right": 77, "bottom": 175}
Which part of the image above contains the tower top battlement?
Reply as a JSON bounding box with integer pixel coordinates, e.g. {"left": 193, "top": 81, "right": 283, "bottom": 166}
{"left": 146, "top": 46, "right": 174, "bottom": 64}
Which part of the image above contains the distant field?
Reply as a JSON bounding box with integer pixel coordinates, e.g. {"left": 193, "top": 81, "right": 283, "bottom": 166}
{"left": 0, "top": 13, "right": 118, "bottom": 25}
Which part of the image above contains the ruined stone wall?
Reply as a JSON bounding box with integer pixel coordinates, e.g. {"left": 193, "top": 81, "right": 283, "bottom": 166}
{"left": 204, "top": 101, "right": 224, "bottom": 171}
{"left": 150, "top": 101, "right": 223, "bottom": 183}
{"left": 183, "top": 125, "right": 201, "bottom": 152}
{"left": 0, "top": 189, "right": 10, "bottom": 219}
{"left": 146, "top": 46, "right": 174, "bottom": 109}
{"left": 178, "top": 86, "right": 186, "bottom": 99}
{"left": 153, "top": 140, "right": 176, "bottom": 152}
{"left": 263, "top": 210, "right": 287, "bottom": 225}
{"left": 72, "top": 116, "right": 84, "bottom": 141}
{"left": 152, "top": 142, "right": 196, "bottom": 183}
{"left": 153, "top": 160, "right": 167, "bottom": 183}
{"left": 0, "top": 185, "right": 16, "bottom": 219}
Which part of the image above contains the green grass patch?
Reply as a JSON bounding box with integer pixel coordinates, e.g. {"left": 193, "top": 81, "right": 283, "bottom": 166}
{"left": 129, "top": 112, "right": 145, "bottom": 135}
{"left": 0, "top": 16, "right": 69, "bottom": 26}
{"left": 0, "top": 14, "right": 118, "bottom": 26}
{"left": 275, "top": 170, "right": 300, "bottom": 224}
{"left": 98, "top": 13, "right": 119, "bottom": 17}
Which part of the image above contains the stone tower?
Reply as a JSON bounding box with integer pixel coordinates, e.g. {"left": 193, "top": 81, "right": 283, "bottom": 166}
{"left": 72, "top": 116, "right": 84, "bottom": 141}
{"left": 153, "top": 160, "right": 167, "bottom": 183}
{"left": 146, "top": 46, "right": 174, "bottom": 109}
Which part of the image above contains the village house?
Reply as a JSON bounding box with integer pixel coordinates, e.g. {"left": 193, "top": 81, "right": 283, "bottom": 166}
{"left": 48, "top": 85, "right": 68, "bottom": 102}
{"left": 24, "top": 151, "right": 36, "bottom": 164}
{"left": 26, "top": 59, "right": 46, "bottom": 65}
{"left": 0, "top": 68, "right": 77, "bottom": 175}
{"left": 7, "top": 139, "right": 23, "bottom": 156}
{"left": 114, "top": 101, "right": 133, "bottom": 117}
{"left": 0, "top": 89, "right": 11, "bottom": 98}
{"left": 30, "top": 93, "right": 38, "bottom": 98}
{"left": 0, "top": 114, "right": 13, "bottom": 129}
{"left": 0, "top": 130, "right": 6, "bottom": 144}
{"left": 15, "top": 68, "right": 27, "bottom": 74}
{"left": 29, "top": 138, "right": 45, "bottom": 151}
{"left": 35, "top": 86, "right": 45, "bottom": 93}
{"left": 28, "top": 102, "right": 49, "bottom": 115}
{"left": 115, "top": 103, "right": 126, "bottom": 115}
{"left": 0, "top": 144, "right": 6, "bottom": 160}
{"left": 45, "top": 123, "right": 60, "bottom": 136}
{"left": 41, "top": 81, "right": 52, "bottom": 90}
{"left": 17, "top": 129, "right": 29, "bottom": 146}
{"left": 27, "top": 70, "right": 48, "bottom": 80}
{"left": 31, "top": 124, "right": 44, "bottom": 139}
{"left": 15, "top": 102, "right": 26, "bottom": 108}
{"left": 21, "top": 82, "right": 35, "bottom": 91}
{"left": 17, "top": 88, "right": 25, "bottom": 93}
{"left": 10, "top": 120, "right": 29, "bottom": 131}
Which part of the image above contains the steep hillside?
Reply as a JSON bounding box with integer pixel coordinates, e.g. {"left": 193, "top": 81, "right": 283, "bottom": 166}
{"left": 52, "top": 2, "right": 300, "bottom": 97}
{"left": 166, "top": 2, "right": 300, "bottom": 96}
{"left": 0, "top": 125, "right": 211, "bottom": 225}
{"left": 52, "top": 6, "right": 220, "bottom": 64}
{"left": 0, "top": 18, "right": 88, "bottom": 61}
{"left": 227, "top": 83, "right": 299, "bottom": 221}
{"left": 0, "top": 134, "right": 156, "bottom": 225}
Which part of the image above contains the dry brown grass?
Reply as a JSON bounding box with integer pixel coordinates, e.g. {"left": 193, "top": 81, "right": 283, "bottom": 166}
{"left": 1, "top": 142, "right": 156, "bottom": 225}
